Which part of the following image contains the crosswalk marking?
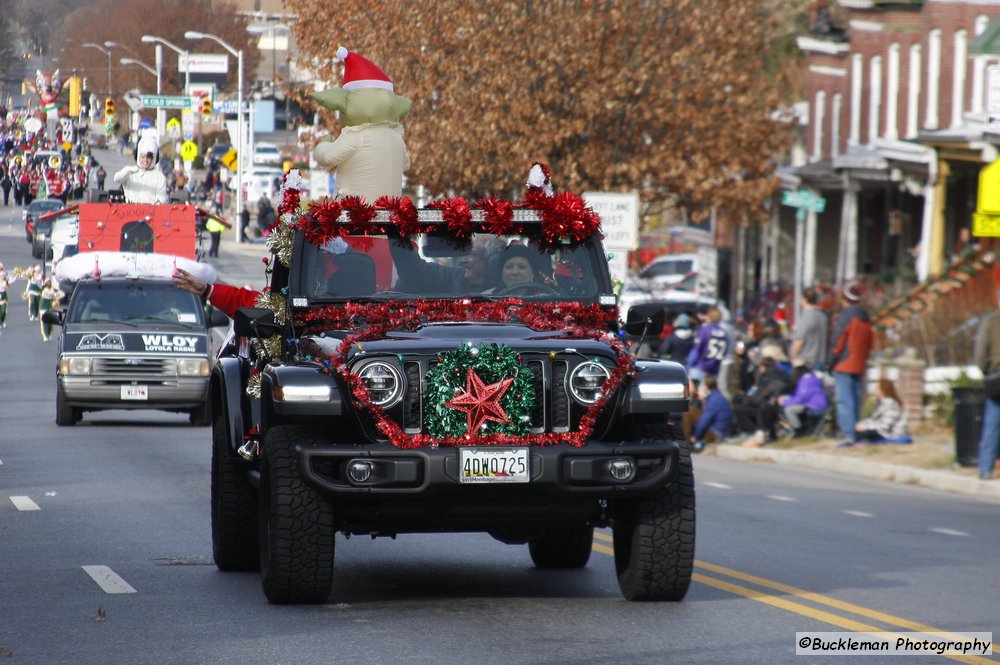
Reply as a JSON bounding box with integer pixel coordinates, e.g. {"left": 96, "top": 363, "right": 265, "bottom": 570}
{"left": 10, "top": 496, "right": 40, "bottom": 511}
{"left": 82, "top": 565, "right": 137, "bottom": 594}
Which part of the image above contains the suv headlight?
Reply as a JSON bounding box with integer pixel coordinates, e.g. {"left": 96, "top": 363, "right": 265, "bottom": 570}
{"left": 568, "top": 361, "right": 611, "bottom": 405}
{"left": 177, "top": 358, "right": 210, "bottom": 376}
{"left": 59, "top": 356, "right": 91, "bottom": 375}
{"left": 358, "top": 361, "right": 403, "bottom": 407}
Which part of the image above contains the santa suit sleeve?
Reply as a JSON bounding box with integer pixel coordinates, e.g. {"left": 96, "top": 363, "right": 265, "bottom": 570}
{"left": 207, "top": 283, "right": 260, "bottom": 319}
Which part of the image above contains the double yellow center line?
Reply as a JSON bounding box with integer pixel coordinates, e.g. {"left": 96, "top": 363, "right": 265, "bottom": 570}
{"left": 593, "top": 532, "right": 997, "bottom": 664}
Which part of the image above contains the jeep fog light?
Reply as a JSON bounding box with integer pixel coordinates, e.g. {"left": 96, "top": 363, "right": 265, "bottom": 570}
{"left": 358, "top": 361, "right": 403, "bottom": 407}
{"left": 347, "top": 460, "right": 374, "bottom": 484}
{"left": 273, "top": 385, "right": 331, "bottom": 402}
{"left": 608, "top": 458, "right": 636, "bottom": 482}
{"left": 59, "top": 356, "right": 91, "bottom": 375}
{"left": 177, "top": 358, "right": 210, "bottom": 376}
{"left": 568, "top": 361, "right": 611, "bottom": 405}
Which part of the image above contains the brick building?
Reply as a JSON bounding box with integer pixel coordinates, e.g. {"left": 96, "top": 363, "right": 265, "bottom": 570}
{"left": 771, "top": 0, "right": 1000, "bottom": 301}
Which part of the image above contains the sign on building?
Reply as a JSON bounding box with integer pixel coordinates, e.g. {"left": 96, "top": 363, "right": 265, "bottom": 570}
{"left": 583, "top": 191, "right": 640, "bottom": 288}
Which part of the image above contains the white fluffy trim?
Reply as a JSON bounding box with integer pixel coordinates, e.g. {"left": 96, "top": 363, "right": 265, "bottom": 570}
{"left": 336, "top": 46, "right": 349, "bottom": 61}
{"left": 55, "top": 251, "right": 217, "bottom": 285}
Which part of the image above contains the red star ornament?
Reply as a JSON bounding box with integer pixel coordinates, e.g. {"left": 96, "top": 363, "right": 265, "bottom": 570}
{"left": 444, "top": 368, "right": 514, "bottom": 434}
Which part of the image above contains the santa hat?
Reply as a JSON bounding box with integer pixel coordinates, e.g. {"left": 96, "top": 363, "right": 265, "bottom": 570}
{"left": 843, "top": 281, "right": 862, "bottom": 302}
{"left": 336, "top": 46, "right": 394, "bottom": 92}
{"left": 526, "top": 162, "right": 553, "bottom": 196}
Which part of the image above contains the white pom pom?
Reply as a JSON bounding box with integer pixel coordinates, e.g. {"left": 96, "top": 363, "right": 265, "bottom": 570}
{"left": 527, "top": 164, "right": 546, "bottom": 188}
{"left": 336, "top": 46, "right": 349, "bottom": 61}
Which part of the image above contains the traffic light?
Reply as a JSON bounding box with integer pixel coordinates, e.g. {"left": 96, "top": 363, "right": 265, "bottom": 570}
{"left": 201, "top": 96, "right": 212, "bottom": 120}
{"left": 105, "top": 97, "right": 115, "bottom": 119}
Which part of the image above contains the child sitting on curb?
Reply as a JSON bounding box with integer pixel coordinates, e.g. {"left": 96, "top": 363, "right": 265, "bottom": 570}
{"left": 690, "top": 375, "right": 733, "bottom": 453}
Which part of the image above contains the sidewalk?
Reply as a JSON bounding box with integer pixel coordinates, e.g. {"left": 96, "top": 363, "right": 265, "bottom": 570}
{"left": 706, "top": 428, "right": 1000, "bottom": 501}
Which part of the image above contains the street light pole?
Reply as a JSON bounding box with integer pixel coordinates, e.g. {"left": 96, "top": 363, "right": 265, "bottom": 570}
{"left": 185, "top": 30, "right": 245, "bottom": 242}
{"left": 120, "top": 57, "right": 159, "bottom": 137}
{"left": 82, "top": 43, "right": 112, "bottom": 96}
{"left": 142, "top": 35, "right": 190, "bottom": 96}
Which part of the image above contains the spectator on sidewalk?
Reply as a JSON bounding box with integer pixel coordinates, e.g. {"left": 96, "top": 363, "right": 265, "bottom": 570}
{"left": 686, "top": 306, "right": 730, "bottom": 388}
{"left": 852, "top": 378, "right": 909, "bottom": 444}
{"left": 733, "top": 355, "right": 790, "bottom": 447}
{"left": 830, "top": 282, "right": 876, "bottom": 446}
{"left": 779, "top": 365, "right": 829, "bottom": 437}
{"left": 689, "top": 375, "right": 732, "bottom": 453}
{"left": 973, "top": 287, "right": 1000, "bottom": 480}
{"left": 790, "top": 286, "right": 829, "bottom": 371}
{"left": 656, "top": 313, "right": 695, "bottom": 366}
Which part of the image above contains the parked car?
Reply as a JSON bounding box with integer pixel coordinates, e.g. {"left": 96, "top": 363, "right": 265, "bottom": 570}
{"left": 242, "top": 166, "right": 284, "bottom": 206}
{"left": 24, "top": 198, "right": 64, "bottom": 243}
{"left": 45, "top": 214, "right": 80, "bottom": 269}
{"left": 633, "top": 253, "right": 699, "bottom": 291}
{"left": 251, "top": 142, "right": 282, "bottom": 166}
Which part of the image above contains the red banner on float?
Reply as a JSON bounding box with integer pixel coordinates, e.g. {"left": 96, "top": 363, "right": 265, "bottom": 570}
{"left": 77, "top": 203, "right": 198, "bottom": 259}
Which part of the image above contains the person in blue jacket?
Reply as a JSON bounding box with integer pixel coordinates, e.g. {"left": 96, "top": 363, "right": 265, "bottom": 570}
{"left": 690, "top": 375, "right": 733, "bottom": 453}
{"left": 779, "top": 365, "right": 830, "bottom": 437}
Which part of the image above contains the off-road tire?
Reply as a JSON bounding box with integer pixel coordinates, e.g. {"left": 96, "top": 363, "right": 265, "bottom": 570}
{"left": 189, "top": 400, "right": 211, "bottom": 427}
{"left": 529, "top": 525, "right": 594, "bottom": 568}
{"left": 211, "top": 409, "right": 259, "bottom": 571}
{"left": 259, "top": 425, "right": 335, "bottom": 604}
{"left": 613, "top": 422, "right": 695, "bottom": 601}
{"left": 55, "top": 384, "right": 78, "bottom": 426}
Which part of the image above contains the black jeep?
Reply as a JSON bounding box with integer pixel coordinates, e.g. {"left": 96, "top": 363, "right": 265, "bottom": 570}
{"left": 209, "top": 201, "right": 693, "bottom": 604}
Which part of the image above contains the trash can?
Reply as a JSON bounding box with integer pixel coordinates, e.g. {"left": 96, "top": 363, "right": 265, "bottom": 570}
{"left": 952, "top": 387, "right": 984, "bottom": 467}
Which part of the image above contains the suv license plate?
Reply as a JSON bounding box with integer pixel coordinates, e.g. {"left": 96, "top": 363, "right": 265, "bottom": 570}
{"left": 459, "top": 448, "right": 529, "bottom": 484}
{"left": 121, "top": 385, "right": 149, "bottom": 400}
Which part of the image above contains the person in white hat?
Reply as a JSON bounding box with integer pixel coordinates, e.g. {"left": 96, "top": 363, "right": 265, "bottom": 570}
{"left": 112, "top": 134, "right": 167, "bottom": 204}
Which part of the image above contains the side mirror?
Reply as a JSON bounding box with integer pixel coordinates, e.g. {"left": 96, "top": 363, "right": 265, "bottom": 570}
{"left": 234, "top": 307, "right": 282, "bottom": 338}
{"left": 42, "top": 309, "right": 64, "bottom": 327}
{"left": 208, "top": 307, "right": 230, "bottom": 328}
{"left": 623, "top": 306, "right": 665, "bottom": 336}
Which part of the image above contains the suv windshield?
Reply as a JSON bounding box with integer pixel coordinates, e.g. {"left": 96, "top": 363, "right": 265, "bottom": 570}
{"left": 67, "top": 280, "right": 205, "bottom": 326}
{"left": 293, "top": 232, "right": 608, "bottom": 303}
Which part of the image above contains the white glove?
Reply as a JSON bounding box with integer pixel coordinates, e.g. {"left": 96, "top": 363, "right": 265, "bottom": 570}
{"left": 124, "top": 165, "right": 140, "bottom": 175}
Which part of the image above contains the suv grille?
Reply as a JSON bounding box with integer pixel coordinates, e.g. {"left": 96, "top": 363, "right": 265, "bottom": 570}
{"left": 397, "top": 356, "right": 574, "bottom": 434}
{"left": 93, "top": 357, "right": 174, "bottom": 376}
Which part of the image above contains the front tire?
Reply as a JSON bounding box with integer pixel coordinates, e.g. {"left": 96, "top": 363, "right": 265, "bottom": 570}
{"left": 529, "top": 525, "right": 593, "bottom": 568}
{"left": 55, "top": 384, "right": 78, "bottom": 426}
{"left": 613, "top": 423, "right": 695, "bottom": 601}
{"left": 211, "top": 409, "right": 259, "bottom": 571}
{"left": 259, "top": 425, "right": 335, "bottom": 604}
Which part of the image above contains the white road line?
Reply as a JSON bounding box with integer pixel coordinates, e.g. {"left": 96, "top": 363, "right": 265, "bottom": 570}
{"left": 703, "top": 481, "right": 733, "bottom": 489}
{"left": 765, "top": 495, "right": 797, "bottom": 502}
{"left": 82, "top": 565, "right": 137, "bottom": 594}
{"left": 842, "top": 510, "right": 874, "bottom": 518}
{"left": 928, "top": 527, "right": 970, "bottom": 538}
{"left": 10, "top": 496, "right": 40, "bottom": 511}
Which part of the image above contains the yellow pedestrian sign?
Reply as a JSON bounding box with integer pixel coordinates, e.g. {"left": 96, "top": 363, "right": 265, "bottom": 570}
{"left": 180, "top": 140, "right": 199, "bottom": 163}
{"left": 220, "top": 148, "right": 238, "bottom": 171}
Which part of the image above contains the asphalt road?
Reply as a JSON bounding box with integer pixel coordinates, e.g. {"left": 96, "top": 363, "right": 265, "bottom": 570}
{"left": 1, "top": 202, "right": 998, "bottom": 665}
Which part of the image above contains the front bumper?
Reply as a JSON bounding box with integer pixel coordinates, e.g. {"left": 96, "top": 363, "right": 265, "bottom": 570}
{"left": 60, "top": 375, "right": 209, "bottom": 410}
{"left": 298, "top": 439, "right": 679, "bottom": 496}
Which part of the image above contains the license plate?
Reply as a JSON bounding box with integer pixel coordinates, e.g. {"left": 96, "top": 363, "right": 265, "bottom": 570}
{"left": 121, "top": 385, "right": 149, "bottom": 400}
{"left": 459, "top": 448, "right": 529, "bottom": 484}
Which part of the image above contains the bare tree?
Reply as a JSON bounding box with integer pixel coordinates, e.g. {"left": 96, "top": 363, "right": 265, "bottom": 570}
{"left": 286, "top": 0, "right": 795, "bottom": 217}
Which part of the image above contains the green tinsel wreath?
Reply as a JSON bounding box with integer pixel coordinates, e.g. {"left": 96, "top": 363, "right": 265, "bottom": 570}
{"left": 424, "top": 342, "right": 535, "bottom": 438}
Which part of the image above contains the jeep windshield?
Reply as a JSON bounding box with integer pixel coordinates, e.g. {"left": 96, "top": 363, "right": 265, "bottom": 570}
{"left": 292, "top": 231, "right": 610, "bottom": 303}
{"left": 66, "top": 280, "right": 205, "bottom": 327}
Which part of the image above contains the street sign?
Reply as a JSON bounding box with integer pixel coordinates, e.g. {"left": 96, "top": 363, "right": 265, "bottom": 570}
{"left": 220, "top": 148, "right": 238, "bottom": 171}
{"left": 140, "top": 95, "right": 192, "bottom": 110}
{"left": 180, "top": 140, "right": 199, "bottom": 163}
{"left": 166, "top": 117, "right": 181, "bottom": 140}
{"left": 781, "top": 189, "right": 827, "bottom": 213}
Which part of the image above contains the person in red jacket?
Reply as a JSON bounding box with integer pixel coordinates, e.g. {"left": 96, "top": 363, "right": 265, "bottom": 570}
{"left": 830, "top": 282, "right": 876, "bottom": 444}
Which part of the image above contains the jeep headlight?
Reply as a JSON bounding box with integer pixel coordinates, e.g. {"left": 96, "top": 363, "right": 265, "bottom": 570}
{"left": 273, "top": 385, "right": 331, "bottom": 402}
{"left": 358, "top": 361, "right": 403, "bottom": 407}
{"left": 177, "top": 358, "right": 210, "bottom": 376}
{"left": 568, "top": 361, "right": 611, "bottom": 405}
{"left": 59, "top": 356, "right": 91, "bottom": 375}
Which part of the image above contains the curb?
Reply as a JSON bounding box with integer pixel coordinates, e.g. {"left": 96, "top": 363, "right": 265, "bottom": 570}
{"left": 712, "top": 445, "right": 1000, "bottom": 501}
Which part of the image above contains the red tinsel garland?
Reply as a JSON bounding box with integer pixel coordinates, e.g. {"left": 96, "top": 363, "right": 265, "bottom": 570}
{"left": 427, "top": 197, "right": 474, "bottom": 240}
{"left": 298, "top": 298, "right": 630, "bottom": 448}
{"left": 472, "top": 195, "right": 515, "bottom": 236}
{"left": 374, "top": 195, "right": 421, "bottom": 238}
